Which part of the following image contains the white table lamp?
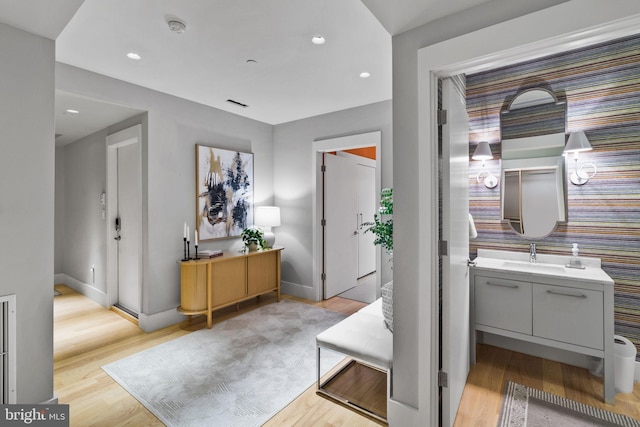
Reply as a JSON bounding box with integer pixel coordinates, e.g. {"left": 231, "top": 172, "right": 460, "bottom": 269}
{"left": 254, "top": 206, "right": 281, "bottom": 248}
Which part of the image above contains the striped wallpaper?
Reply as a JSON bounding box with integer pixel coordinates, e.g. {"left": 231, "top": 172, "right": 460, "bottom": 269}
{"left": 466, "top": 34, "right": 640, "bottom": 360}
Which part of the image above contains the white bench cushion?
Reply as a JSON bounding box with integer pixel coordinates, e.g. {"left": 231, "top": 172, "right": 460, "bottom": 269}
{"left": 358, "top": 297, "right": 383, "bottom": 317}
{"left": 316, "top": 310, "right": 392, "bottom": 369}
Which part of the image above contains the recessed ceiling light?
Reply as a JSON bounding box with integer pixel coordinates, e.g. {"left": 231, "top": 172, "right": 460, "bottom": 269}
{"left": 312, "top": 35, "right": 325, "bottom": 45}
{"left": 127, "top": 52, "right": 141, "bottom": 60}
{"left": 360, "top": 72, "right": 371, "bottom": 78}
{"left": 64, "top": 109, "right": 79, "bottom": 115}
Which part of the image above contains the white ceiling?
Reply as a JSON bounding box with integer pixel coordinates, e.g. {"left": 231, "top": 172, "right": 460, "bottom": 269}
{"left": 0, "top": 0, "right": 496, "bottom": 145}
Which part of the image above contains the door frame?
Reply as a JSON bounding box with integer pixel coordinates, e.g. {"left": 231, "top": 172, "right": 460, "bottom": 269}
{"left": 106, "top": 124, "right": 143, "bottom": 309}
{"left": 409, "top": 6, "right": 640, "bottom": 427}
{"left": 311, "top": 131, "right": 382, "bottom": 301}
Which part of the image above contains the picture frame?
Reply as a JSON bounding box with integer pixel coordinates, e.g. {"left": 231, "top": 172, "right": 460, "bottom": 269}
{"left": 196, "top": 144, "right": 254, "bottom": 241}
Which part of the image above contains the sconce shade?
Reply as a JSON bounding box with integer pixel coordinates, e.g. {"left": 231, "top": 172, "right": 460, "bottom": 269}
{"left": 254, "top": 206, "right": 281, "bottom": 227}
{"left": 564, "top": 131, "right": 592, "bottom": 153}
{"left": 472, "top": 141, "right": 493, "bottom": 160}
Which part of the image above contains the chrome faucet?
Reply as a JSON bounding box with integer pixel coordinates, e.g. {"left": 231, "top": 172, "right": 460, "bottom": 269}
{"left": 529, "top": 243, "right": 537, "bottom": 263}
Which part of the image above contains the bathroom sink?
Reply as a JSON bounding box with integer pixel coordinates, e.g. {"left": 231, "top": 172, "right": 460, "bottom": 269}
{"left": 500, "top": 260, "right": 566, "bottom": 274}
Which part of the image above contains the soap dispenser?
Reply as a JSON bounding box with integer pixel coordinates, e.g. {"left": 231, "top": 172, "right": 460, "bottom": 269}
{"left": 567, "top": 243, "right": 585, "bottom": 269}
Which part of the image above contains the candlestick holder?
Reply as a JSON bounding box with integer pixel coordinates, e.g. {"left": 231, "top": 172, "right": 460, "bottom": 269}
{"left": 182, "top": 237, "right": 189, "bottom": 261}
{"left": 194, "top": 244, "right": 199, "bottom": 260}
{"left": 187, "top": 240, "right": 191, "bottom": 261}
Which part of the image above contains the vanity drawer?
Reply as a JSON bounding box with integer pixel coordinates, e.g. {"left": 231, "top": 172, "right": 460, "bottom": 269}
{"left": 533, "top": 284, "right": 603, "bottom": 350}
{"left": 475, "top": 276, "right": 532, "bottom": 334}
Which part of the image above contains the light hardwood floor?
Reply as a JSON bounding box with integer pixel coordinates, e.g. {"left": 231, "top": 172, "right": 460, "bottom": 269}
{"left": 54, "top": 285, "right": 640, "bottom": 426}
{"left": 53, "top": 285, "right": 381, "bottom": 426}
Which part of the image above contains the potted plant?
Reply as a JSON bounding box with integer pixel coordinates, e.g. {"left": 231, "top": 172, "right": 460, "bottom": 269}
{"left": 241, "top": 227, "right": 265, "bottom": 252}
{"left": 364, "top": 188, "right": 394, "bottom": 331}
{"left": 364, "top": 187, "right": 393, "bottom": 256}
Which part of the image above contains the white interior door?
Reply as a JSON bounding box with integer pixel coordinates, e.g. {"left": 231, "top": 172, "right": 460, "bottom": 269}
{"left": 357, "top": 163, "right": 376, "bottom": 277}
{"left": 106, "top": 125, "right": 142, "bottom": 315}
{"left": 323, "top": 153, "right": 358, "bottom": 299}
{"left": 116, "top": 143, "right": 141, "bottom": 313}
{"left": 440, "top": 77, "right": 470, "bottom": 427}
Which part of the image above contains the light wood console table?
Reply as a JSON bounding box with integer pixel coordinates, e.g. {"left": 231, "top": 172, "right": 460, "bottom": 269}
{"left": 177, "top": 247, "right": 283, "bottom": 328}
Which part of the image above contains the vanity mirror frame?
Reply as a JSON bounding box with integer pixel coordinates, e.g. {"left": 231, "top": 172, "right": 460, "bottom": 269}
{"left": 500, "top": 87, "right": 568, "bottom": 238}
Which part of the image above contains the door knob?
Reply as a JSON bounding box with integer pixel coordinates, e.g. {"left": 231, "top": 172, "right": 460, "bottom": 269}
{"left": 114, "top": 236, "right": 121, "bottom": 241}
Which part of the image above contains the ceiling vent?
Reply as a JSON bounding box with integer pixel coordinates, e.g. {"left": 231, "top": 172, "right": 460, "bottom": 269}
{"left": 226, "top": 99, "right": 249, "bottom": 108}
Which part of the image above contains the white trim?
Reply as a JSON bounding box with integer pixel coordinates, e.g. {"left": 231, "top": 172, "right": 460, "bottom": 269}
{"left": 138, "top": 308, "right": 185, "bottom": 333}
{"left": 311, "top": 131, "right": 382, "bottom": 302}
{"left": 58, "top": 274, "right": 108, "bottom": 307}
{"left": 636, "top": 361, "right": 640, "bottom": 383}
{"left": 106, "top": 125, "right": 143, "bottom": 311}
{"left": 405, "top": 2, "right": 640, "bottom": 426}
{"left": 53, "top": 273, "right": 65, "bottom": 285}
{"left": 280, "top": 280, "right": 316, "bottom": 301}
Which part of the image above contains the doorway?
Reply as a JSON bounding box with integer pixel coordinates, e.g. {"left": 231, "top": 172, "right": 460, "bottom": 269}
{"left": 106, "top": 125, "right": 143, "bottom": 316}
{"left": 312, "top": 131, "right": 382, "bottom": 302}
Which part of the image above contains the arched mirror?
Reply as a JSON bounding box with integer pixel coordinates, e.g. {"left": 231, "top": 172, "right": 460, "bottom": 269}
{"left": 500, "top": 88, "right": 568, "bottom": 238}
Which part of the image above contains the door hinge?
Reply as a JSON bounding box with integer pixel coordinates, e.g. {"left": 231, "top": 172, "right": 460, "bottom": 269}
{"left": 321, "top": 219, "right": 326, "bottom": 226}
{"left": 321, "top": 164, "right": 326, "bottom": 172}
{"left": 437, "top": 109, "right": 447, "bottom": 125}
{"left": 439, "top": 240, "right": 448, "bottom": 257}
{"left": 438, "top": 371, "right": 448, "bottom": 388}
{"left": 321, "top": 273, "right": 326, "bottom": 281}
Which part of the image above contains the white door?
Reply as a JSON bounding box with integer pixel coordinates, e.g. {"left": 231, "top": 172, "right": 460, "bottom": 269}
{"left": 440, "top": 77, "right": 470, "bottom": 427}
{"left": 116, "top": 142, "right": 141, "bottom": 313}
{"left": 323, "top": 153, "right": 358, "bottom": 299}
{"left": 357, "top": 163, "right": 376, "bottom": 277}
{"left": 106, "top": 125, "right": 142, "bottom": 315}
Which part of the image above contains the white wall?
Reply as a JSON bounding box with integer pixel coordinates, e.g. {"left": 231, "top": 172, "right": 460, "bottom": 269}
{"left": 0, "top": 22, "right": 55, "bottom": 403}
{"left": 56, "top": 63, "right": 274, "bottom": 329}
{"left": 273, "top": 100, "right": 392, "bottom": 299}
{"left": 55, "top": 147, "right": 65, "bottom": 274}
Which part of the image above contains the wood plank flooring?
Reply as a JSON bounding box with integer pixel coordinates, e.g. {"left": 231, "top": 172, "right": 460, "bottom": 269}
{"left": 55, "top": 285, "right": 640, "bottom": 426}
{"left": 454, "top": 343, "right": 640, "bottom": 426}
{"left": 53, "top": 285, "right": 380, "bottom": 427}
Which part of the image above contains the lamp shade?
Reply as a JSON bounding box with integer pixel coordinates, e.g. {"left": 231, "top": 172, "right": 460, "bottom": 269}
{"left": 254, "top": 206, "right": 281, "bottom": 227}
{"left": 564, "top": 131, "right": 592, "bottom": 153}
{"left": 472, "top": 141, "right": 493, "bottom": 160}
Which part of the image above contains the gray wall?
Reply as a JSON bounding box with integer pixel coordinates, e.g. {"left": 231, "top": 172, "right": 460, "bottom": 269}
{"left": 0, "top": 22, "right": 55, "bottom": 403}
{"left": 273, "top": 100, "right": 393, "bottom": 298}
{"left": 389, "top": 0, "right": 569, "bottom": 413}
{"left": 56, "top": 63, "right": 274, "bottom": 324}
{"left": 59, "top": 113, "right": 147, "bottom": 296}
{"left": 55, "top": 147, "right": 65, "bottom": 274}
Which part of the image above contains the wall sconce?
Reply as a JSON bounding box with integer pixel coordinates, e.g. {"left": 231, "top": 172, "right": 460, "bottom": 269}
{"left": 564, "top": 131, "right": 597, "bottom": 185}
{"left": 472, "top": 141, "right": 498, "bottom": 188}
{"left": 254, "top": 206, "right": 281, "bottom": 248}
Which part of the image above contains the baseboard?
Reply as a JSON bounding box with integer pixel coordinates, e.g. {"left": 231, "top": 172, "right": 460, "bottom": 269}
{"left": 56, "top": 274, "right": 108, "bottom": 307}
{"left": 281, "top": 280, "right": 317, "bottom": 301}
{"left": 40, "top": 394, "right": 58, "bottom": 405}
{"left": 636, "top": 361, "right": 640, "bottom": 382}
{"left": 388, "top": 397, "right": 420, "bottom": 427}
{"left": 54, "top": 273, "right": 65, "bottom": 285}
{"left": 138, "top": 307, "right": 185, "bottom": 333}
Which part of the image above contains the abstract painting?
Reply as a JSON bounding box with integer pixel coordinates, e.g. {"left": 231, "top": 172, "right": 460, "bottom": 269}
{"left": 196, "top": 144, "right": 253, "bottom": 240}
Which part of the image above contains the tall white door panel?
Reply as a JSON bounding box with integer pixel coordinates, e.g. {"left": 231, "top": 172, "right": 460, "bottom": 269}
{"left": 440, "top": 77, "right": 470, "bottom": 427}
{"left": 323, "top": 153, "right": 358, "bottom": 299}
{"left": 357, "top": 163, "right": 376, "bottom": 277}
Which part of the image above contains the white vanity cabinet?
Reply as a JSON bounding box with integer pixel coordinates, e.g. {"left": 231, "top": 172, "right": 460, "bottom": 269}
{"left": 470, "top": 250, "right": 615, "bottom": 404}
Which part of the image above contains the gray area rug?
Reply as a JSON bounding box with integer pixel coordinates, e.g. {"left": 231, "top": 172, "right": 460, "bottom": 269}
{"left": 499, "top": 381, "right": 640, "bottom": 427}
{"left": 103, "top": 300, "right": 347, "bottom": 427}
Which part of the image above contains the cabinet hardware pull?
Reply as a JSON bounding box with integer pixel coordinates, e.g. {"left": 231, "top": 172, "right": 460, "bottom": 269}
{"left": 546, "top": 290, "right": 587, "bottom": 298}
{"left": 486, "top": 282, "right": 518, "bottom": 289}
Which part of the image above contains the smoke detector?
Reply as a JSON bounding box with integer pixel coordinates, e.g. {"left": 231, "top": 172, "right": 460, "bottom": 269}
{"left": 167, "top": 18, "right": 187, "bottom": 34}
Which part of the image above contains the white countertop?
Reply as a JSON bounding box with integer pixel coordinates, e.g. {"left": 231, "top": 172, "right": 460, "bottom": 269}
{"left": 473, "top": 249, "right": 614, "bottom": 285}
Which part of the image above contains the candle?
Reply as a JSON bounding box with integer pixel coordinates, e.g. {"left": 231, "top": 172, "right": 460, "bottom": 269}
{"left": 183, "top": 222, "right": 187, "bottom": 239}
{"left": 195, "top": 230, "right": 198, "bottom": 246}
{"left": 187, "top": 225, "right": 190, "bottom": 242}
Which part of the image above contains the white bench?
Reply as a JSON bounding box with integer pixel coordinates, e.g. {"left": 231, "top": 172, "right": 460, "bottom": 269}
{"left": 316, "top": 298, "right": 393, "bottom": 421}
